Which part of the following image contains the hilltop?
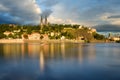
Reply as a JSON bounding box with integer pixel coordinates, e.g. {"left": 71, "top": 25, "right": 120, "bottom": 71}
{"left": 0, "top": 24, "right": 106, "bottom": 43}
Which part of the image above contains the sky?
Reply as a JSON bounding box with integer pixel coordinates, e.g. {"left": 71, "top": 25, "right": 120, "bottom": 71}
{"left": 0, "top": 0, "right": 120, "bottom": 31}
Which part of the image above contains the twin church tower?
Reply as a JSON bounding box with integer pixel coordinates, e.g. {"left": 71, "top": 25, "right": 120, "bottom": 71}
{"left": 40, "top": 16, "right": 48, "bottom": 30}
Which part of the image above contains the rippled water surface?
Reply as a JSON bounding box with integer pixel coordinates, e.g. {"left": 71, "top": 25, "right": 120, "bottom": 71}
{"left": 0, "top": 43, "right": 120, "bottom": 80}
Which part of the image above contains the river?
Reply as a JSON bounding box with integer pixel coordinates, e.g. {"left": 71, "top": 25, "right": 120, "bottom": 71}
{"left": 0, "top": 43, "right": 120, "bottom": 80}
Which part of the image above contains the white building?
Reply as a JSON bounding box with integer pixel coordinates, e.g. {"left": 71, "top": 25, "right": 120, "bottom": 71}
{"left": 61, "top": 36, "right": 65, "bottom": 40}
{"left": 91, "top": 28, "right": 96, "bottom": 32}
{"left": 50, "top": 32, "right": 55, "bottom": 36}
{"left": 13, "top": 30, "right": 21, "bottom": 33}
{"left": 111, "top": 37, "right": 120, "bottom": 41}
{"left": 3, "top": 31, "right": 14, "bottom": 36}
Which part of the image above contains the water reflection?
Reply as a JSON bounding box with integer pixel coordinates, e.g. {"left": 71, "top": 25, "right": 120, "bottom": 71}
{"left": 3, "top": 44, "right": 23, "bottom": 59}
{"left": 0, "top": 43, "right": 97, "bottom": 69}
{"left": 0, "top": 43, "right": 120, "bottom": 80}
{"left": 39, "top": 50, "right": 44, "bottom": 72}
{"left": 0, "top": 43, "right": 98, "bottom": 63}
{"left": 61, "top": 43, "right": 65, "bottom": 59}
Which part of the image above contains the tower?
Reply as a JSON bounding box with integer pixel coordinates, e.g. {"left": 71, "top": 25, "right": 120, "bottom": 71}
{"left": 40, "top": 15, "right": 49, "bottom": 32}
{"left": 45, "top": 15, "right": 48, "bottom": 25}
{"left": 40, "top": 16, "right": 43, "bottom": 30}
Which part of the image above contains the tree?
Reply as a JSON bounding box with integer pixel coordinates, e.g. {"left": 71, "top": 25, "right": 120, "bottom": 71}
{"left": 0, "top": 33, "right": 6, "bottom": 39}
{"left": 72, "top": 24, "right": 80, "bottom": 29}
{"left": 8, "top": 33, "right": 14, "bottom": 39}
{"left": 23, "top": 34, "right": 28, "bottom": 39}
{"left": 93, "top": 33, "right": 105, "bottom": 40}
{"left": 40, "top": 35, "right": 44, "bottom": 40}
{"left": 61, "top": 31, "right": 75, "bottom": 39}
{"left": 27, "top": 27, "right": 32, "bottom": 34}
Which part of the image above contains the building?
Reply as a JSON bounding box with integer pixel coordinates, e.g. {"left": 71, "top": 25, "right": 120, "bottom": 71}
{"left": 42, "top": 34, "right": 49, "bottom": 40}
{"left": 40, "top": 16, "right": 43, "bottom": 30}
{"left": 61, "top": 36, "right": 65, "bottom": 40}
{"left": 22, "top": 33, "right": 40, "bottom": 40}
{"left": 4, "top": 31, "right": 14, "bottom": 36}
{"left": 110, "top": 37, "right": 120, "bottom": 41}
{"left": 13, "top": 29, "right": 21, "bottom": 33}
{"left": 91, "top": 28, "right": 96, "bottom": 32}
{"left": 28, "top": 33, "right": 40, "bottom": 40}
{"left": 50, "top": 32, "right": 55, "bottom": 36}
{"left": 40, "top": 15, "right": 48, "bottom": 30}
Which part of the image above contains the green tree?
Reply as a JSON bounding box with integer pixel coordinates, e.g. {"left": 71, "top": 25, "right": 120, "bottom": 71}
{"left": 93, "top": 33, "right": 105, "bottom": 40}
{"left": 8, "top": 33, "right": 14, "bottom": 39}
{"left": 0, "top": 33, "right": 6, "bottom": 39}
{"left": 27, "top": 27, "right": 32, "bottom": 34}
{"left": 23, "top": 34, "right": 28, "bottom": 39}
{"left": 40, "top": 35, "right": 44, "bottom": 40}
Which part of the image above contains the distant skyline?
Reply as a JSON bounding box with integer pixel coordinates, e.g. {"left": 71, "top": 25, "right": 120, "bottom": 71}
{"left": 0, "top": 0, "right": 120, "bottom": 31}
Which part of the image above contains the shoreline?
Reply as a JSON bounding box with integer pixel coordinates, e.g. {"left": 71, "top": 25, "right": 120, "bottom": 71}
{"left": 0, "top": 39, "right": 116, "bottom": 43}
{"left": 0, "top": 39, "right": 24, "bottom": 43}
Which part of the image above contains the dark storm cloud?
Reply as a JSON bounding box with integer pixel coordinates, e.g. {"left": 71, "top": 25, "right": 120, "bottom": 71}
{"left": 77, "top": 0, "right": 120, "bottom": 22}
{"left": 0, "top": 0, "right": 40, "bottom": 24}
{"left": 94, "top": 24, "right": 120, "bottom": 31}
{"left": 107, "top": 15, "right": 120, "bottom": 19}
{"left": 41, "top": 9, "right": 53, "bottom": 17}
{"left": 39, "top": 0, "right": 59, "bottom": 18}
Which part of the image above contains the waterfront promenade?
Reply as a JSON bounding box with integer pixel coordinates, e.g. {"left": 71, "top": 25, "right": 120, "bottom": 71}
{"left": 0, "top": 39, "right": 112, "bottom": 43}
{"left": 0, "top": 39, "right": 24, "bottom": 43}
{"left": 0, "top": 39, "right": 85, "bottom": 43}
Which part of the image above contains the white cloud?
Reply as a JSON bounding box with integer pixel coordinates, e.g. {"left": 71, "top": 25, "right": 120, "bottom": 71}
{"left": 111, "top": 20, "right": 120, "bottom": 25}
{"left": 49, "top": 3, "right": 81, "bottom": 25}
{"left": 100, "top": 13, "right": 111, "bottom": 20}
{"left": 47, "top": 0, "right": 120, "bottom": 26}
{"left": 48, "top": 15, "right": 78, "bottom": 24}
{"left": 100, "top": 13, "right": 120, "bottom": 25}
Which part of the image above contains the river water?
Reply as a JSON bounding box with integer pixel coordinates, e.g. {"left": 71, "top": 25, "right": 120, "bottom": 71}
{"left": 0, "top": 43, "right": 120, "bottom": 80}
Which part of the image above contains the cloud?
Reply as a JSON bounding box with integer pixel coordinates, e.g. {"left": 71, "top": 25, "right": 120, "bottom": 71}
{"left": 47, "top": 0, "right": 109, "bottom": 26}
{"left": 0, "top": 0, "right": 41, "bottom": 24}
{"left": 48, "top": 16, "right": 78, "bottom": 24}
{"left": 40, "top": 0, "right": 59, "bottom": 7}
{"left": 111, "top": 21, "right": 120, "bottom": 25}
{"left": 41, "top": 9, "right": 52, "bottom": 18}
{"left": 1, "top": 0, "right": 120, "bottom": 27}
{"left": 94, "top": 24, "right": 120, "bottom": 31}
{"left": 47, "top": 0, "right": 120, "bottom": 26}
{"left": 107, "top": 15, "right": 120, "bottom": 19}
{"left": 0, "top": 4, "right": 9, "bottom": 11}
{"left": 38, "top": 0, "right": 61, "bottom": 21}
{"left": 100, "top": 13, "right": 120, "bottom": 25}
{"left": 50, "top": 3, "right": 83, "bottom": 25}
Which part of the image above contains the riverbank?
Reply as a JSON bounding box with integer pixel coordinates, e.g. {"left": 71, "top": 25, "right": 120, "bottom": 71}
{"left": 0, "top": 39, "right": 115, "bottom": 43}
{"left": 0, "top": 39, "right": 24, "bottom": 43}
{"left": 23, "top": 39, "right": 85, "bottom": 43}
{"left": 0, "top": 39, "right": 85, "bottom": 43}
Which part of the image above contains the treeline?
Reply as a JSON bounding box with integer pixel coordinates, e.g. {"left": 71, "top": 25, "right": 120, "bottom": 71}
{"left": 0, "top": 24, "right": 105, "bottom": 41}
